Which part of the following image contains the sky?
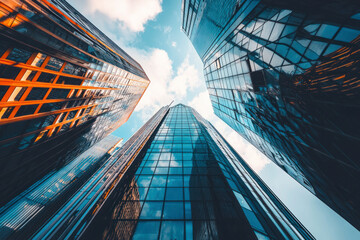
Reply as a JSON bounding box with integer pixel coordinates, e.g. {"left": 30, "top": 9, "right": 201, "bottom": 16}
{"left": 68, "top": 0, "right": 360, "bottom": 239}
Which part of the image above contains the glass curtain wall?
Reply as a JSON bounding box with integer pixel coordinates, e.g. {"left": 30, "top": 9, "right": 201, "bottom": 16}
{"left": 82, "top": 104, "right": 313, "bottom": 240}
{"left": 181, "top": 0, "right": 360, "bottom": 229}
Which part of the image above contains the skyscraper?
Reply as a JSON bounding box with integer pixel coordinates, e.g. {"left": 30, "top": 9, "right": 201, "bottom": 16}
{"left": 0, "top": 0, "right": 149, "bottom": 205}
{"left": 181, "top": 0, "right": 360, "bottom": 229}
{"left": 44, "top": 104, "right": 314, "bottom": 240}
{"left": 0, "top": 135, "right": 123, "bottom": 240}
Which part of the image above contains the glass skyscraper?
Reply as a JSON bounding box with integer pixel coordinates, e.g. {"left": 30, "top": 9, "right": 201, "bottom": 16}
{"left": 182, "top": 0, "right": 360, "bottom": 229}
{"left": 0, "top": 0, "right": 149, "bottom": 205}
{"left": 0, "top": 135, "right": 123, "bottom": 240}
{"left": 41, "top": 104, "right": 315, "bottom": 240}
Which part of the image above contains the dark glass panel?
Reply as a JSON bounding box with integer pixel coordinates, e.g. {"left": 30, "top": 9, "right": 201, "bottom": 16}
{"left": 15, "top": 104, "right": 38, "bottom": 117}
{"left": 37, "top": 73, "right": 57, "bottom": 83}
{"left": 0, "top": 65, "right": 21, "bottom": 79}
{"left": 0, "top": 86, "right": 9, "bottom": 99}
{"left": 162, "top": 202, "right": 184, "bottom": 219}
{"left": 26, "top": 87, "right": 48, "bottom": 100}
{"left": 7, "top": 48, "right": 32, "bottom": 63}
{"left": 47, "top": 89, "right": 70, "bottom": 99}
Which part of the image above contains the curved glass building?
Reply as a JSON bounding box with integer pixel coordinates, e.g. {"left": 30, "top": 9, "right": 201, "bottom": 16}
{"left": 181, "top": 0, "right": 360, "bottom": 230}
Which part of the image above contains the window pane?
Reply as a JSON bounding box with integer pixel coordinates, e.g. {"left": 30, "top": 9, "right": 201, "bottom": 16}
{"left": 233, "top": 191, "right": 251, "bottom": 210}
{"left": 335, "top": 27, "right": 360, "bottom": 42}
{"left": 159, "top": 221, "right": 184, "bottom": 240}
{"left": 133, "top": 221, "right": 160, "bottom": 240}
{"left": 141, "top": 167, "right": 156, "bottom": 175}
{"left": 0, "top": 65, "right": 21, "bottom": 79}
{"left": 26, "top": 87, "right": 48, "bottom": 100}
{"left": 138, "top": 187, "right": 148, "bottom": 201}
{"left": 243, "top": 208, "right": 265, "bottom": 232}
{"left": 186, "top": 221, "right": 193, "bottom": 240}
{"left": 151, "top": 175, "right": 167, "bottom": 187}
{"left": 167, "top": 176, "right": 183, "bottom": 187}
{"left": 136, "top": 176, "right": 152, "bottom": 187}
{"left": 7, "top": 48, "right": 32, "bottom": 63}
{"left": 15, "top": 104, "right": 37, "bottom": 117}
{"left": 37, "top": 72, "right": 57, "bottom": 83}
{"left": 146, "top": 187, "right": 165, "bottom": 201}
{"left": 155, "top": 167, "right": 168, "bottom": 175}
{"left": 162, "top": 202, "right": 184, "bottom": 219}
{"left": 139, "top": 201, "right": 163, "bottom": 219}
{"left": 185, "top": 202, "right": 192, "bottom": 219}
{"left": 165, "top": 188, "right": 183, "bottom": 201}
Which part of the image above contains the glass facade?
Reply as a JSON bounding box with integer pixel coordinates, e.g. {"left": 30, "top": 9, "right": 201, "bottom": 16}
{"left": 0, "top": 0, "right": 149, "bottom": 205}
{"left": 31, "top": 104, "right": 171, "bottom": 240}
{"left": 79, "top": 104, "right": 313, "bottom": 240}
{"left": 0, "top": 135, "right": 122, "bottom": 239}
{"left": 182, "top": 0, "right": 360, "bottom": 229}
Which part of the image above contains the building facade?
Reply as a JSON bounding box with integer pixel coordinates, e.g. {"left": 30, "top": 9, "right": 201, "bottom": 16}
{"left": 0, "top": 0, "right": 149, "bottom": 205}
{"left": 182, "top": 0, "right": 360, "bottom": 229}
{"left": 0, "top": 135, "right": 122, "bottom": 239}
{"left": 73, "top": 104, "right": 314, "bottom": 240}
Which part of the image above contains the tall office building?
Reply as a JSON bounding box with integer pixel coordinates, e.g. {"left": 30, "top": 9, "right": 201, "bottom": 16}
{"left": 0, "top": 0, "right": 149, "bottom": 205}
{"left": 55, "top": 104, "right": 316, "bottom": 240}
{"left": 0, "top": 135, "right": 123, "bottom": 239}
{"left": 181, "top": 0, "right": 360, "bottom": 229}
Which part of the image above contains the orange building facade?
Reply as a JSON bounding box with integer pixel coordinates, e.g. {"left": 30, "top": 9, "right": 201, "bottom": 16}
{"left": 0, "top": 0, "right": 149, "bottom": 205}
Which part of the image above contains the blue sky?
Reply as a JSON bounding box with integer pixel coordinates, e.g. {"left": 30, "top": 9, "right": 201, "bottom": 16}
{"left": 68, "top": 0, "right": 359, "bottom": 239}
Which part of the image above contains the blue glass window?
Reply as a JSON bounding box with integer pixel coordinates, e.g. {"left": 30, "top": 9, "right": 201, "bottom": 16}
{"left": 167, "top": 176, "right": 183, "bottom": 187}
{"left": 155, "top": 168, "right": 168, "bottom": 175}
{"left": 335, "top": 27, "right": 360, "bottom": 42}
{"left": 133, "top": 221, "right": 160, "bottom": 240}
{"left": 146, "top": 187, "right": 165, "bottom": 201}
{"left": 169, "top": 167, "right": 182, "bottom": 174}
{"left": 243, "top": 208, "right": 265, "bottom": 232}
{"left": 141, "top": 167, "right": 156, "bottom": 174}
{"left": 136, "top": 176, "right": 152, "bottom": 187}
{"left": 138, "top": 188, "right": 148, "bottom": 201}
{"left": 316, "top": 24, "right": 338, "bottom": 39}
{"left": 158, "top": 161, "right": 170, "bottom": 167}
{"left": 139, "top": 201, "right": 163, "bottom": 219}
{"left": 159, "top": 221, "right": 184, "bottom": 240}
{"left": 151, "top": 175, "right": 167, "bottom": 187}
{"left": 165, "top": 188, "right": 183, "bottom": 201}
{"left": 162, "top": 202, "right": 184, "bottom": 219}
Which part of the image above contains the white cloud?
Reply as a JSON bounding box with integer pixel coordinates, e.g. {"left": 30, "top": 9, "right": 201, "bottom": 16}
{"left": 171, "top": 41, "right": 177, "bottom": 47}
{"left": 125, "top": 48, "right": 202, "bottom": 120}
{"left": 164, "top": 26, "right": 172, "bottom": 33}
{"left": 188, "top": 91, "right": 213, "bottom": 119}
{"left": 169, "top": 57, "right": 201, "bottom": 97}
{"left": 87, "top": 0, "right": 162, "bottom": 32}
{"left": 188, "top": 91, "right": 270, "bottom": 173}
{"left": 130, "top": 48, "right": 173, "bottom": 119}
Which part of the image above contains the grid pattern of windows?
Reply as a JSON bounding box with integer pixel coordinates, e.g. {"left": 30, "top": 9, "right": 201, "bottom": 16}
{"left": 85, "top": 104, "right": 313, "bottom": 240}
{"left": 182, "top": 0, "right": 360, "bottom": 230}
{"left": 0, "top": 0, "right": 149, "bottom": 206}
{"left": 0, "top": 40, "right": 148, "bottom": 153}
